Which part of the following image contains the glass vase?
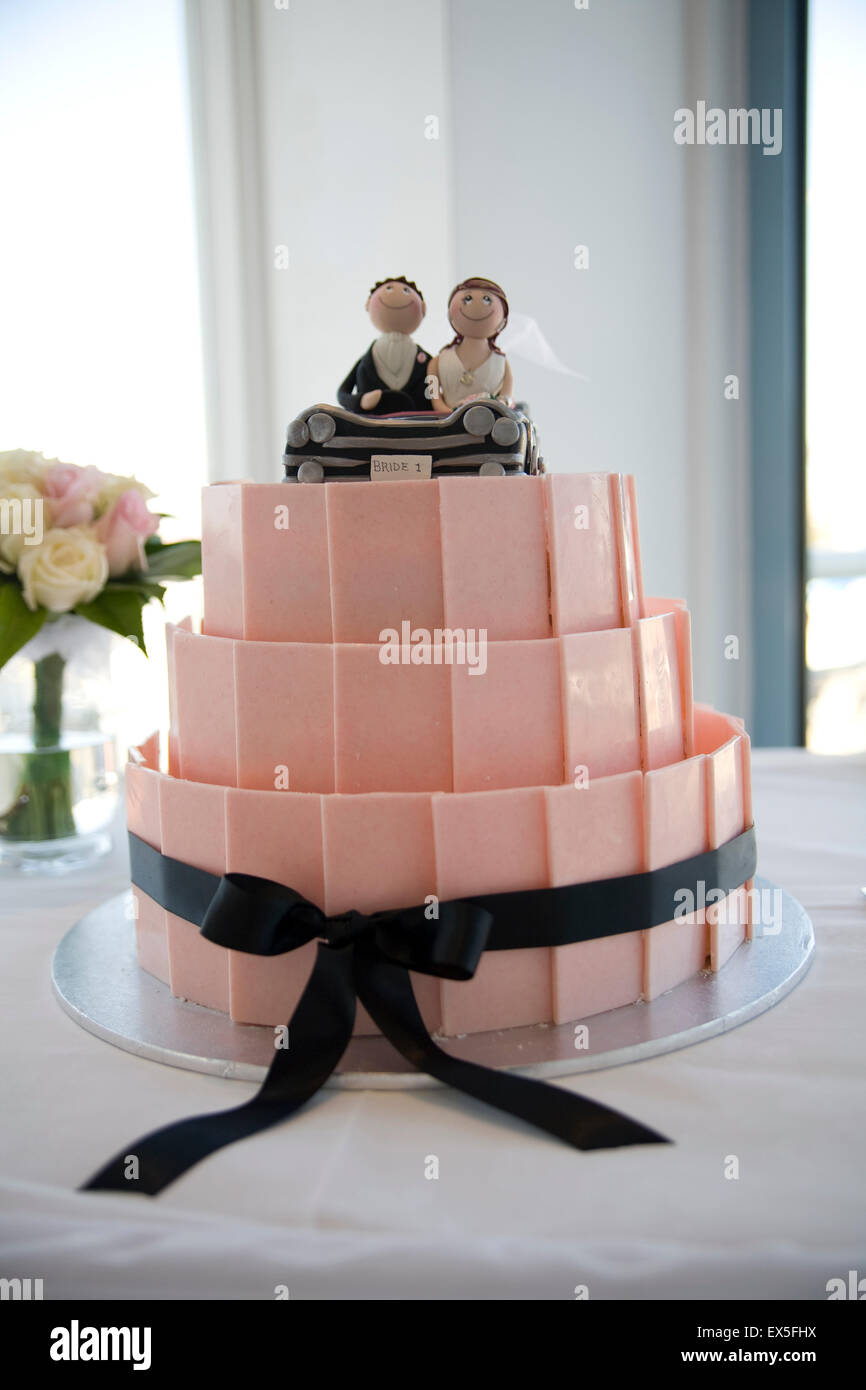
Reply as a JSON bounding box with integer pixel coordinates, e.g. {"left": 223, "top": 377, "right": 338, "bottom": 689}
{"left": 0, "top": 618, "right": 122, "bottom": 873}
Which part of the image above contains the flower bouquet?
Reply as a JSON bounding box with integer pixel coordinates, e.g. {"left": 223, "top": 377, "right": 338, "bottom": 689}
{"left": 0, "top": 450, "right": 201, "bottom": 869}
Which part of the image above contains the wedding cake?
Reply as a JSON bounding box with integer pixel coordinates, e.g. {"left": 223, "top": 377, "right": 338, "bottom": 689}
{"left": 126, "top": 462, "right": 754, "bottom": 1038}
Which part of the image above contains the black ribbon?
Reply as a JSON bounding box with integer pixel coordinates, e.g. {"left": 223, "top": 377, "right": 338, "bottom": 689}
{"left": 81, "top": 826, "right": 756, "bottom": 1196}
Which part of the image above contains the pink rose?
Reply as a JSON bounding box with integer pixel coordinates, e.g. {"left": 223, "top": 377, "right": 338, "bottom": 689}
{"left": 95, "top": 489, "right": 159, "bottom": 577}
{"left": 43, "top": 464, "right": 104, "bottom": 528}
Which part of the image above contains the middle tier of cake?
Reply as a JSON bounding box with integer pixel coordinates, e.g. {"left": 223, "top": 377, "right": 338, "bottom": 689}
{"left": 166, "top": 603, "right": 693, "bottom": 794}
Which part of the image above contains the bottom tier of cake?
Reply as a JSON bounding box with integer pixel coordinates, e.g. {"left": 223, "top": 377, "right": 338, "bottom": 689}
{"left": 126, "top": 705, "right": 753, "bottom": 1038}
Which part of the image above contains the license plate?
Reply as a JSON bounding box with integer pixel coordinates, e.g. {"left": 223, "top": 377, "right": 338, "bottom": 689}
{"left": 370, "top": 454, "right": 433, "bottom": 480}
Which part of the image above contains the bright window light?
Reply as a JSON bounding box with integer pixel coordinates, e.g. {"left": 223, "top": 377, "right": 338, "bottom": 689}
{"left": 0, "top": 0, "right": 207, "bottom": 540}
{"left": 0, "top": 0, "right": 207, "bottom": 738}
{"left": 805, "top": 0, "right": 866, "bottom": 753}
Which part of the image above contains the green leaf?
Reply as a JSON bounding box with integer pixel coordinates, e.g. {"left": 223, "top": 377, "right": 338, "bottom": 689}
{"left": 141, "top": 539, "right": 201, "bottom": 581}
{"left": 107, "top": 578, "right": 167, "bottom": 603}
{"left": 73, "top": 588, "right": 149, "bottom": 656}
{"left": 0, "top": 583, "right": 47, "bottom": 670}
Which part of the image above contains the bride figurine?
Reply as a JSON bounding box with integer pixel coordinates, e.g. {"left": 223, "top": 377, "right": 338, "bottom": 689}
{"left": 428, "top": 277, "right": 514, "bottom": 413}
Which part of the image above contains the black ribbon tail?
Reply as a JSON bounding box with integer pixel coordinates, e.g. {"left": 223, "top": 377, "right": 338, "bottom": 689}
{"left": 353, "top": 943, "right": 670, "bottom": 1151}
{"left": 81, "top": 943, "right": 356, "bottom": 1196}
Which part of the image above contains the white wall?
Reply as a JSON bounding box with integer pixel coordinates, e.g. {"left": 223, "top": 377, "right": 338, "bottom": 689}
{"left": 257, "top": 0, "right": 459, "bottom": 445}
{"left": 187, "top": 0, "right": 751, "bottom": 720}
{"left": 448, "top": 0, "right": 750, "bottom": 721}
{"left": 680, "top": 0, "right": 751, "bottom": 724}
{"left": 188, "top": 0, "right": 457, "bottom": 479}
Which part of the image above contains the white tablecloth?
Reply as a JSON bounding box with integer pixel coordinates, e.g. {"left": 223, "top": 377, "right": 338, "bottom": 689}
{"left": 1, "top": 750, "right": 864, "bottom": 1300}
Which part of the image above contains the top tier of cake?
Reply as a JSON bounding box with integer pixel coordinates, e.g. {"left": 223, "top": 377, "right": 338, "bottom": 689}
{"left": 201, "top": 473, "right": 643, "bottom": 645}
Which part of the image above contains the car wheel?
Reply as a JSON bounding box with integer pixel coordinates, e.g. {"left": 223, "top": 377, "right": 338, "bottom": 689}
{"left": 286, "top": 417, "right": 310, "bottom": 447}
{"left": 491, "top": 416, "right": 520, "bottom": 446}
{"left": 463, "top": 404, "right": 495, "bottom": 437}
{"left": 297, "top": 460, "right": 325, "bottom": 484}
{"left": 308, "top": 412, "right": 336, "bottom": 443}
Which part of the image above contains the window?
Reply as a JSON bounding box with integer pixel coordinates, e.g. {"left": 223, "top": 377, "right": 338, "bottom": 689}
{"left": 805, "top": 0, "right": 866, "bottom": 753}
{"left": 0, "top": 0, "right": 207, "bottom": 733}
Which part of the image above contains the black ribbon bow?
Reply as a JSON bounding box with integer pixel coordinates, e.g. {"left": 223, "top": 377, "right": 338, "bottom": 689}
{"left": 81, "top": 826, "right": 756, "bottom": 1195}
{"left": 202, "top": 871, "right": 494, "bottom": 980}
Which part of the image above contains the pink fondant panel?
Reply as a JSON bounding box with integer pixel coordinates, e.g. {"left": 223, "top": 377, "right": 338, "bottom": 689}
{"left": 234, "top": 642, "right": 335, "bottom": 793}
{"left": 229, "top": 944, "right": 319, "bottom": 1027}
{"left": 741, "top": 730, "right": 753, "bottom": 827}
{"left": 334, "top": 644, "right": 452, "bottom": 794}
{"left": 225, "top": 788, "right": 325, "bottom": 908}
{"left": 741, "top": 731, "right": 755, "bottom": 941}
{"left": 708, "top": 886, "right": 748, "bottom": 972}
{"left": 636, "top": 614, "right": 685, "bottom": 770}
{"left": 707, "top": 736, "right": 746, "bottom": 850}
{"left": 201, "top": 484, "right": 244, "bottom": 639}
{"left": 158, "top": 777, "right": 227, "bottom": 877}
{"left": 166, "top": 914, "right": 231, "bottom": 1013}
{"left": 693, "top": 704, "right": 744, "bottom": 756}
{"left": 643, "top": 916, "right": 708, "bottom": 1001}
{"left": 643, "top": 604, "right": 694, "bottom": 754}
{"left": 166, "top": 622, "right": 191, "bottom": 777}
{"left": 133, "top": 888, "right": 169, "bottom": 983}
{"left": 552, "top": 932, "right": 644, "bottom": 1025}
{"left": 131, "top": 730, "right": 162, "bottom": 773}
{"left": 644, "top": 755, "right": 707, "bottom": 870}
{"left": 643, "top": 596, "right": 686, "bottom": 617}
{"left": 126, "top": 764, "right": 162, "bottom": 850}
{"left": 432, "top": 786, "right": 548, "bottom": 900}
{"left": 242, "top": 484, "right": 332, "bottom": 643}
{"left": 326, "top": 480, "right": 444, "bottom": 643}
{"left": 674, "top": 608, "right": 695, "bottom": 757}
{"left": 451, "top": 639, "right": 563, "bottom": 792}
{"left": 439, "top": 475, "right": 549, "bottom": 641}
{"left": 173, "top": 630, "right": 237, "bottom": 787}
{"left": 642, "top": 755, "right": 709, "bottom": 1000}
{"left": 612, "top": 473, "right": 642, "bottom": 627}
{"left": 159, "top": 772, "right": 231, "bottom": 1009}
{"left": 439, "top": 947, "right": 552, "bottom": 1036}
{"left": 559, "top": 628, "right": 640, "bottom": 781}
{"left": 545, "top": 770, "right": 644, "bottom": 887}
{"left": 544, "top": 473, "right": 623, "bottom": 635}
{"left": 625, "top": 475, "right": 646, "bottom": 617}
{"left": 322, "top": 793, "right": 436, "bottom": 916}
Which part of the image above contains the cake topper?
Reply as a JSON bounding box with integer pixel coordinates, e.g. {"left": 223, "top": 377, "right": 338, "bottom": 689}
{"left": 428, "top": 277, "right": 514, "bottom": 413}
{"left": 337, "top": 276, "right": 433, "bottom": 414}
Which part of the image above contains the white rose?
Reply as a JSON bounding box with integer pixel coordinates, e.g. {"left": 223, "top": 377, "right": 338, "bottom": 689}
{"left": 97, "top": 471, "right": 156, "bottom": 513}
{"left": 0, "top": 482, "right": 47, "bottom": 573}
{"left": 18, "top": 527, "right": 109, "bottom": 613}
{"left": 0, "top": 449, "right": 53, "bottom": 489}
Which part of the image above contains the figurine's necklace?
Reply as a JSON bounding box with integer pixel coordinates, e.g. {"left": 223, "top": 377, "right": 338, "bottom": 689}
{"left": 456, "top": 345, "right": 488, "bottom": 386}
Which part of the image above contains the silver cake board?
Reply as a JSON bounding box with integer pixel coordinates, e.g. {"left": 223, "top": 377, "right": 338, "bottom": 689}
{"left": 51, "top": 879, "right": 813, "bottom": 1090}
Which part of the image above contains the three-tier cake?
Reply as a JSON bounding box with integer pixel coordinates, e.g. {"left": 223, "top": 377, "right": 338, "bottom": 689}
{"left": 125, "top": 464, "right": 753, "bottom": 1038}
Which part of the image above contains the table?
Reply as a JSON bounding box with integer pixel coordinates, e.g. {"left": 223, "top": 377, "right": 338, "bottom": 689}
{"left": 1, "top": 750, "right": 864, "bottom": 1300}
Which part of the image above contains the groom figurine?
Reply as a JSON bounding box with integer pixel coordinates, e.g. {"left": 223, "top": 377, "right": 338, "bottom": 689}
{"left": 337, "top": 276, "right": 433, "bottom": 414}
